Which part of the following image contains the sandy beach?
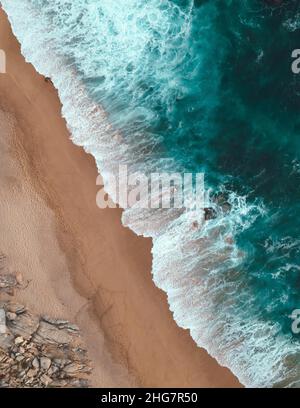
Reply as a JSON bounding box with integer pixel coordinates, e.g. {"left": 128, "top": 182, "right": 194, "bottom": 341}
{"left": 0, "top": 7, "right": 240, "bottom": 388}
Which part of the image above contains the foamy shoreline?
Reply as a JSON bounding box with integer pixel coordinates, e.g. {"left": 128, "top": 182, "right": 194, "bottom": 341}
{"left": 0, "top": 7, "right": 240, "bottom": 387}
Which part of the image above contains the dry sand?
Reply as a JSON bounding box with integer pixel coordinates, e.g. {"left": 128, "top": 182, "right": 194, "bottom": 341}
{"left": 0, "top": 8, "right": 240, "bottom": 388}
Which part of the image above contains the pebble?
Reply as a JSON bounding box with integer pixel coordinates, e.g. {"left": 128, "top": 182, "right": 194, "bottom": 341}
{"left": 63, "top": 362, "right": 80, "bottom": 374}
{"left": 40, "top": 374, "right": 52, "bottom": 386}
{"left": 7, "top": 303, "right": 25, "bottom": 314}
{"left": 27, "top": 368, "right": 38, "bottom": 378}
{"left": 48, "top": 365, "right": 58, "bottom": 376}
{"left": 32, "top": 357, "right": 40, "bottom": 369}
{"left": 40, "top": 357, "right": 52, "bottom": 371}
{"left": 15, "top": 273, "right": 23, "bottom": 285}
{"left": 0, "top": 308, "right": 6, "bottom": 334}
{"left": 6, "top": 312, "right": 17, "bottom": 321}
{"left": 14, "top": 337, "right": 24, "bottom": 345}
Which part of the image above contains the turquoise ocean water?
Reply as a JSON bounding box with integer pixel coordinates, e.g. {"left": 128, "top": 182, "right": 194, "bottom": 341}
{"left": 2, "top": 0, "right": 300, "bottom": 387}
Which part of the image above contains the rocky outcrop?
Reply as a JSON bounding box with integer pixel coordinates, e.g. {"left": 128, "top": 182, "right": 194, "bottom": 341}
{"left": 0, "top": 302, "right": 92, "bottom": 388}
{"left": 0, "top": 253, "right": 92, "bottom": 388}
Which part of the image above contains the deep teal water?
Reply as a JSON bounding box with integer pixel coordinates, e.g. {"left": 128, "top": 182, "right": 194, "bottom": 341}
{"left": 3, "top": 0, "right": 300, "bottom": 387}
{"left": 163, "top": 1, "right": 300, "bottom": 336}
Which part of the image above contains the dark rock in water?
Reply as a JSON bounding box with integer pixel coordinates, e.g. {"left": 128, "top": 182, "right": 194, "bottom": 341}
{"left": 204, "top": 207, "right": 217, "bottom": 221}
{"left": 212, "top": 192, "right": 232, "bottom": 214}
